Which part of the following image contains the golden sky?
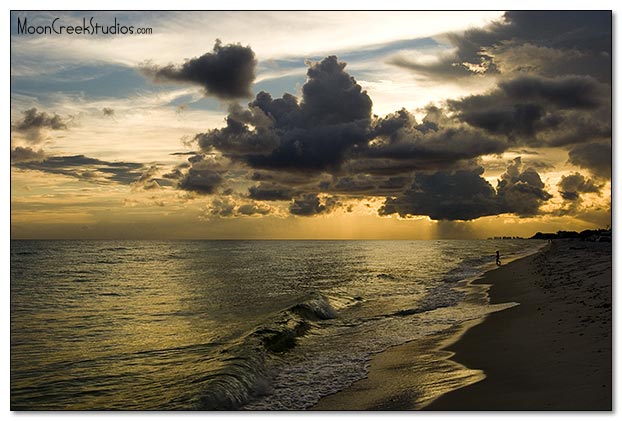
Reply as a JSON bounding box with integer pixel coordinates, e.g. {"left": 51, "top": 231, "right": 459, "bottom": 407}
{"left": 10, "top": 11, "right": 612, "bottom": 239}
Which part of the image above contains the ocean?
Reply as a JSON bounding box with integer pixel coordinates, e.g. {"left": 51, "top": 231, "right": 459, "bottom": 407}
{"left": 10, "top": 239, "right": 544, "bottom": 410}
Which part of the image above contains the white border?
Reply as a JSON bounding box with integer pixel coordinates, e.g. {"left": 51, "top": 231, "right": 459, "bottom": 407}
{"left": 4, "top": 2, "right": 619, "bottom": 420}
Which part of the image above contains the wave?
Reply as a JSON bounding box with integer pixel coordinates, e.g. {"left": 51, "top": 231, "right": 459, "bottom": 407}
{"left": 194, "top": 292, "right": 342, "bottom": 410}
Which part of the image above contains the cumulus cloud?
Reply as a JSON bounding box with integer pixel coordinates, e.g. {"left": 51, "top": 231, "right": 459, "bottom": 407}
{"left": 379, "top": 165, "right": 499, "bottom": 221}
{"left": 204, "top": 197, "right": 272, "bottom": 218}
{"left": 365, "top": 108, "right": 507, "bottom": 166}
{"left": 172, "top": 11, "right": 610, "bottom": 222}
{"left": 495, "top": 157, "right": 552, "bottom": 217}
{"left": 12, "top": 108, "right": 69, "bottom": 143}
{"left": 193, "top": 56, "right": 372, "bottom": 172}
{"left": 379, "top": 158, "right": 551, "bottom": 221}
{"left": 139, "top": 40, "right": 257, "bottom": 100}
{"left": 558, "top": 172, "right": 602, "bottom": 201}
{"left": 174, "top": 54, "right": 582, "bottom": 221}
{"left": 176, "top": 154, "right": 230, "bottom": 194}
{"left": 179, "top": 167, "right": 224, "bottom": 194}
{"left": 289, "top": 194, "right": 339, "bottom": 217}
{"left": 389, "top": 13, "right": 613, "bottom": 204}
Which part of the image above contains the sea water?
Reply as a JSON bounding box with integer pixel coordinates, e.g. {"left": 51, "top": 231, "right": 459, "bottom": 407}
{"left": 10, "top": 239, "right": 543, "bottom": 410}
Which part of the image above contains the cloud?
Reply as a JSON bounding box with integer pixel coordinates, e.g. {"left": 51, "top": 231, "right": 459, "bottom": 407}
{"left": 495, "top": 157, "right": 552, "bottom": 217}
{"left": 558, "top": 172, "right": 602, "bottom": 201}
{"left": 446, "top": 74, "right": 610, "bottom": 153}
{"left": 176, "top": 155, "right": 229, "bottom": 194}
{"left": 206, "top": 197, "right": 236, "bottom": 217}
{"left": 139, "top": 40, "right": 257, "bottom": 100}
{"left": 194, "top": 56, "right": 372, "bottom": 172}
{"left": 498, "top": 75, "right": 603, "bottom": 109}
{"left": 567, "top": 141, "right": 612, "bottom": 179}
{"left": 203, "top": 197, "right": 272, "bottom": 218}
{"left": 131, "top": 165, "right": 161, "bottom": 191}
{"left": 12, "top": 108, "right": 69, "bottom": 143}
{"left": 179, "top": 167, "right": 224, "bottom": 194}
{"left": 237, "top": 203, "right": 271, "bottom": 216}
{"left": 379, "top": 158, "right": 551, "bottom": 221}
{"left": 248, "top": 183, "right": 297, "bottom": 201}
{"left": 390, "top": 11, "right": 611, "bottom": 81}
{"left": 190, "top": 66, "right": 508, "bottom": 189}
{"left": 12, "top": 154, "right": 145, "bottom": 185}
{"left": 175, "top": 46, "right": 608, "bottom": 221}
{"left": 387, "top": 11, "right": 611, "bottom": 210}
{"left": 319, "top": 174, "right": 410, "bottom": 196}
{"left": 10, "top": 146, "right": 46, "bottom": 163}
{"left": 289, "top": 194, "right": 339, "bottom": 216}
{"left": 365, "top": 108, "right": 507, "bottom": 166}
{"left": 379, "top": 165, "right": 500, "bottom": 221}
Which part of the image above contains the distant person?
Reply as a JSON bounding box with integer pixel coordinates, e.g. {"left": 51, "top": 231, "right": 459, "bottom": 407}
{"left": 495, "top": 250, "right": 501, "bottom": 266}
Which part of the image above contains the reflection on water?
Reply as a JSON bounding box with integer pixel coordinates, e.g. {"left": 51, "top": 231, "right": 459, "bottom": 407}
{"left": 11, "top": 240, "right": 542, "bottom": 410}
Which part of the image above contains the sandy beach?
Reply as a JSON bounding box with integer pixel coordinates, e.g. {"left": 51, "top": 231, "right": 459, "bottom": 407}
{"left": 313, "top": 240, "right": 612, "bottom": 411}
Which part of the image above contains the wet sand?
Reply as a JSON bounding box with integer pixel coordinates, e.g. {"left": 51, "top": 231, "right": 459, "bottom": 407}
{"left": 313, "top": 240, "right": 612, "bottom": 411}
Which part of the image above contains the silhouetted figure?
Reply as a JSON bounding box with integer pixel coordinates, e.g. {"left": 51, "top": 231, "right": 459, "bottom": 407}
{"left": 495, "top": 250, "right": 501, "bottom": 266}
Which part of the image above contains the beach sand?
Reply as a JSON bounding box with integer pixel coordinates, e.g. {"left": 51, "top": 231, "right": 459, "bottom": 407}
{"left": 312, "top": 240, "right": 612, "bottom": 411}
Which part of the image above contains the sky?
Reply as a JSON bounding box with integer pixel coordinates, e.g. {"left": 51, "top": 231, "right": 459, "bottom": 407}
{"left": 9, "top": 10, "right": 613, "bottom": 239}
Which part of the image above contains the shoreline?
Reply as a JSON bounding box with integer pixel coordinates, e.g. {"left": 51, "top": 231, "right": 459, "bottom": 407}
{"left": 312, "top": 240, "right": 612, "bottom": 410}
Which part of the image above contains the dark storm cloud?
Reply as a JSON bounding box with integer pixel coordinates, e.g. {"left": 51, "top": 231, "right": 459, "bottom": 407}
{"left": 450, "top": 98, "right": 546, "bottom": 139}
{"left": 178, "top": 17, "right": 610, "bottom": 221}
{"left": 320, "top": 174, "right": 412, "bottom": 196}
{"left": 495, "top": 157, "right": 552, "bottom": 217}
{"left": 379, "top": 166, "right": 500, "bottom": 221}
{"left": 329, "top": 175, "right": 377, "bottom": 193}
{"left": 379, "top": 158, "right": 551, "bottom": 221}
{"left": 289, "top": 194, "right": 339, "bottom": 216}
{"left": 12, "top": 154, "right": 145, "bottom": 184}
{"left": 567, "top": 142, "right": 612, "bottom": 179}
{"left": 498, "top": 75, "right": 602, "bottom": 109}
{"left": 248, "top": 183, "right": 297, "bottom": 201}
{"left": 558, "top": 172, "right": 602, "bottom": 201}
{"left": 447, "top": 74, "right": 609, "bottom": 147}
{"left": 10, "top": 146, "right": 46, "bottom": 163}
{"left": 12, "top": 108, "right": 69, "bottom": 143}
{"left": 390, "top": 11, "right": 611, "bottom": 81}
{"left": 179, "top": 167, "right": 224, "bottom": 194}
{"left": 140, "top": 40, "right": 257, "bottom": 100}
{"left": 173, "top": 154, "right": 232, "bottom": 195}
{"left": 194, "top": 56, "right": 372, "bottom": 172}
{"left": 301, "top": 56, "right": 373, "bottom": 126}
{"left": 191, "top": 75, "right": 510, "bottom": 196}
{"left": 544, "top": 111, "right": 611, "bottom": 147}
{"left": 366, "top": 121, "right": 508, "bottom": 163}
